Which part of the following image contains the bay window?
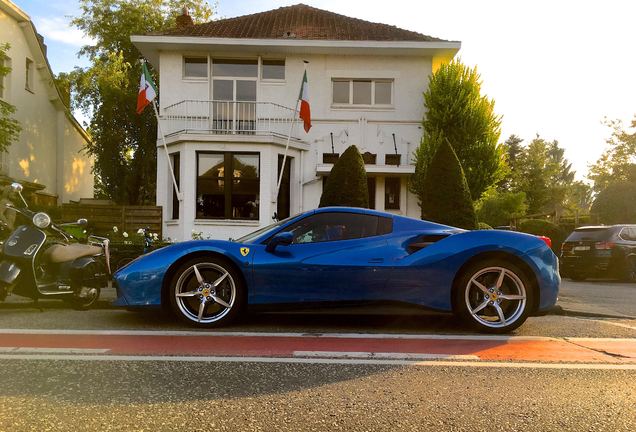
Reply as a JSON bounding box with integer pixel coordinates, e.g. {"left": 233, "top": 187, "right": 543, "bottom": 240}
{"left": 196, "top": 152, "right": 260, "bottom": 220}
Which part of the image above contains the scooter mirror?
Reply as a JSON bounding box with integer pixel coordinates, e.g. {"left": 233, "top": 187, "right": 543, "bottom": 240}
{"left": 77, "top": 218, "right": 88, "bottom": 226}
{"left": 10, "top": 183, "right": 23, "bottom": 193}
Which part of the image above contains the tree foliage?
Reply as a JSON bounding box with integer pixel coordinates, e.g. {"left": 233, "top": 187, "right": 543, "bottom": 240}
{"left": 588, "top": 118, "right": 636, "bottom": 193}
{"left": 319, "top": 145, "right": 369, "bottom": 208}
{"left": 517, "top": 219, "right": 565, "bottom": 253}
{"left": 591, "top": 181, "right": 636, "bottom": 224}
{"left": 412, "top": 61, "right": 504, "bottom": 202}
{"left": 0, "top": 43, "right": 21, "bottom": 153}
{"left": 420, "top": 132, "right": 476, "bottom": 229}
{"left": 498, "top": 134, "right": 575, "bottom": 216}
{"left": 476, "top": 189, "right": 527, "bottom": 228}
{"left": 68, "top": 0, "right": 214, "bottom": 204}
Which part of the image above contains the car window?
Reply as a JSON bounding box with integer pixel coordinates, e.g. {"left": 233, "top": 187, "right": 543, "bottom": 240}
{"left": 282, "top": 212, "right": 392, "bottom": 244}
{"left": 566, "top": 228, "right": 611, "bottom": 242}
{"left": 625, "top": 227, "right": 636, "bottom": 241}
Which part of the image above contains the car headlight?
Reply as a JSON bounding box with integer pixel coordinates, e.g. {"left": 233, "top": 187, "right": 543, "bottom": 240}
{"left": 32, "top": 212, "right": 51, "bottom": 229}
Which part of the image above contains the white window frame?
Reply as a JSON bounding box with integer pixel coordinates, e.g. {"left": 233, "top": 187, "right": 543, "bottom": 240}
{"left": 0, "top": 56, "right": 7, "bottom": 101}
{"left": 25, "top": 57, "right": 34, "bottom": 93}
{"left": 331, "top": 78, "right": 394, "bottom": 108}
{"left": 260, "top": 58, "right": 286, "bottom": 82}
{"left": 182, "top": 55, "right": 209, "bottom": 81}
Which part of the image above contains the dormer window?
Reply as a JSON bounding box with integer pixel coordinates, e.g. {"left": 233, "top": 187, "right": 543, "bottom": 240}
{"left": 332, "top": 79, "right": 393, "bottom": 107}
{"left": 183, "top": 56, "right": 208, "bottom": 79}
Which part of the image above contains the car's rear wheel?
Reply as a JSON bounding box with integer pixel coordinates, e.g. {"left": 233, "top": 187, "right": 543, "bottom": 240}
{"left": 569, "top": 273, "right": 587, "bottom": 282}
{"left": 622, "top": 256, "right": 636, "bottom": 283}
{"left": 454, "top": 259, "right": 534, "bottom": 334}
{"left": 168, "top": 256, "right": 244, "bottom": 327}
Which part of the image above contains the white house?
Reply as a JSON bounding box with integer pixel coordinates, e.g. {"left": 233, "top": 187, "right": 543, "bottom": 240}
{"left": 132, "top": 4, "right": 460, "bottom": 241}
{"left": 0, "top": 0, "right": 94, "bottom": 205}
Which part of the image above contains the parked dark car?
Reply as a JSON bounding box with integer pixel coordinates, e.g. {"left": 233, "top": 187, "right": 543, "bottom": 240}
{"left": 560, "top": 225, "right": 636, "bottom": 281}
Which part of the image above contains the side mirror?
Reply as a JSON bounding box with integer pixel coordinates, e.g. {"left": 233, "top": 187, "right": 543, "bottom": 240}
{"left": 77, "top": 218, "right": 88, "bottom": 226}
{"left": 265, "top": 231, "right": 293, "bottom": 253}
{"left": 10, "top": 183, "right": 23, "bottom": 193}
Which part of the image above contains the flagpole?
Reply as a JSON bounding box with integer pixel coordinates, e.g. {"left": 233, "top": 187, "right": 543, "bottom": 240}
{"left": 274, "top": 61, "right": 307, "bottom": 218}
{"left": 152, "top": 99, "right": 182, "bottom": 201}
{"left": 141, "top": 59, "right": 183, "bottom": 202}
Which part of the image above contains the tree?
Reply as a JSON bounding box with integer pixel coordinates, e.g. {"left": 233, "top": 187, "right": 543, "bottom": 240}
{"left": 476, "top": 189, "right": 527, "bottom": 228}
{"left": 69, "top": 0, "right": 213, "bottom": 204}
{"left": 497, "top": 134, "right": 524, "bottom": 192}
{"left": 588, "top": 118, "right": 636, "bottom": 193}
{"left": 591, "top": 181, "right": 636, "bottom": 224}
{"left": 0, "top": 43, "right": 21, "bottom": 154}
{"left": 412, "top": 61, "right": 504, "bottom": 202}
{"left": 517, "top": 136, "right": 574, "bottom": 215}
{"left": 319, "top": 145, "right": 369, "bottom": 208}
{"left": 420, "top": 132, "right": 476, "bottom": 229}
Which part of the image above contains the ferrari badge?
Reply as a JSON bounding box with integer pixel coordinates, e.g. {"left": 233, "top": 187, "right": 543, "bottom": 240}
{"left": 240, "top": 247, "right": 250, "bottom": 257}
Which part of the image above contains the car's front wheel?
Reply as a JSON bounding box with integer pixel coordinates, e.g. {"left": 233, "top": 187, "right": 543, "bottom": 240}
{"left": 454, "top": 259, "right": 535, "bottom": 333}
{"left": 168, "top": 256, "right": 244, "bottom": 327}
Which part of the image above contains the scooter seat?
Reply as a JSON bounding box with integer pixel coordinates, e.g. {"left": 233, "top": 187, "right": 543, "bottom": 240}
{"left": 43, "top": 243, "right": 103, "bottom": 264}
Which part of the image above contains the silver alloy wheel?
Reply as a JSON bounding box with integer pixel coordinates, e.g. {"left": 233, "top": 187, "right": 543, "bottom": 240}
{"left": 464, "top": 266, "right": 527, "bottom": 329}
{"left": 174, "top": 262, "right": 236, "bottom": 324}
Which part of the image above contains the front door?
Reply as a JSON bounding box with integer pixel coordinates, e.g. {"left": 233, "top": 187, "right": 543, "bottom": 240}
{"left": 250, "top": 212, "right": 393, "bottom": 305}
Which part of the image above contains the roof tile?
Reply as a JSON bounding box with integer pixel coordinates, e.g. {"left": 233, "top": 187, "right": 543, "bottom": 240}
{"left": 155, "top": 4, "right": 446, "bottom": 42}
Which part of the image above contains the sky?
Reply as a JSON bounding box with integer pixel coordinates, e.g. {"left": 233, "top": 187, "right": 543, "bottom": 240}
{"left": 14, "top": 0, "right": 636, "bottom": 179}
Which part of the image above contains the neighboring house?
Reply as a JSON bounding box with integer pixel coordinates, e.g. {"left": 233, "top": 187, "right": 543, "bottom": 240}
{"left": 0, "top": 0, "right": 93, "bottom": 205}
{"left": 132, "top": 4, "right": 460, "bottom": 241}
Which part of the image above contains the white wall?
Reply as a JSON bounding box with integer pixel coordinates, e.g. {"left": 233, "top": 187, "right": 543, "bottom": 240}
{"left": 155, "top": 47, "right": 435, "bottom": 239}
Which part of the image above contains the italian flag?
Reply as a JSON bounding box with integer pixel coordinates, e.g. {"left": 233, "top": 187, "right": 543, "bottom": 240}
{"left": 298, "top": 70, "right": 311, "bottom": 132}
{"left": 136, "top": 62, "right": 157, "bottom": 114}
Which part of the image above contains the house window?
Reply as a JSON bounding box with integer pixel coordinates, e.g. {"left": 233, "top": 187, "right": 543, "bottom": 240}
{"left": 196, "top": 152, "right": 260, "bottom": 220}
{"left": 367, "top": 177, "right": 376, "bottom": 209}
{"left": 170, "top": 152, "right": 180, "bottom": 220}
{"left": 213, "top": 59, "right": 258, "bottom": 78}
{"left": 183, "top": 56, "right": 208, "bottom": 79}
{"left": 332, "top": 79, "right": 393, "bottom": 106}
{"left": 384, "top": 177, "right": 401, "bottom": 210}
{"left": 262, "top": 59, "right": 285, "bottom": 80}
{"left": 0, "top": 55, "right": 8, "bottom": 100}
{"left": 25, "top": 58, "right": 34, "bottom": 92}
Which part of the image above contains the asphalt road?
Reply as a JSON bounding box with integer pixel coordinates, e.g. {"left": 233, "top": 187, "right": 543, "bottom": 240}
{"left": 0, "top": 279, "right": 634, "bottom": 431}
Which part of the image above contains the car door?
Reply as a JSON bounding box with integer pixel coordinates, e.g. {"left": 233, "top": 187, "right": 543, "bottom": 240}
{"left": 250, "top": 211, "right": 393, "bottom": 305}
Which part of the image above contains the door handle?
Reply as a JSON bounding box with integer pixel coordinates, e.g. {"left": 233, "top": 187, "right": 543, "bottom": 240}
{"left": 368, "top": 258, "right": 384, "bottom": 263}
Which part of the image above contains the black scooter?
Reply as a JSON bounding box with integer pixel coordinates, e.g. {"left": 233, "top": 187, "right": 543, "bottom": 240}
{"left": 0, "top": 183, "right": 110, "bottom": 309}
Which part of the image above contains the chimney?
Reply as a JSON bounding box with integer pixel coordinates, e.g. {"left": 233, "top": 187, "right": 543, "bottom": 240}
{"left": 175, "top": 7, "right": 194, "bottom": 28}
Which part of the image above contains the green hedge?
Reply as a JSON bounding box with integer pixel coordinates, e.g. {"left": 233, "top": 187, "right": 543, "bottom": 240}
{"left": 517, "top": 219, "right": 565, "bottom": 253}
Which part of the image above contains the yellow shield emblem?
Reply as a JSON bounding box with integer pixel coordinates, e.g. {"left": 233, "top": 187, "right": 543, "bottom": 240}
{"left": 240, "top": 247, "right": 250, "bottom": 257}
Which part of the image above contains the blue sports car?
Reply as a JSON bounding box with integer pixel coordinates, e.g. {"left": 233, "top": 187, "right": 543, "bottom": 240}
{"left": 113, "top": 207, "right": 559, "bottom": 333}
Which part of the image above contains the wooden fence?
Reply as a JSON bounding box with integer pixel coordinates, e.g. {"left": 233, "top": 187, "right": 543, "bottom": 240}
{"left": 61, "top": 204, "right": 163, "bottom": 238}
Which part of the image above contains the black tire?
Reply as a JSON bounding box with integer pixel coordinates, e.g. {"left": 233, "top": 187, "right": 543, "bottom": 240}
{"left": 64, "top": 286, "right": 101, "bottom": 310}
{"left": 167, "top": 256, "right": 245, "bottom": 328}
{"left": 622, "top": 256, "right": 636, "bottom": 283}
{"left": 453, "top": 259, "right": 535, "bottom": 334}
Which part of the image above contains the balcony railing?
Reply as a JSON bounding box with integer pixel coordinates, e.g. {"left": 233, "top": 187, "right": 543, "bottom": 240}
{"left": 162, "top": 100, "right": 302, "bottom": 140}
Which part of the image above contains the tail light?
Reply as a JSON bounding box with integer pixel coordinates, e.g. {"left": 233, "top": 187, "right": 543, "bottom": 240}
{"left": 538, "top": 236, "right": 552, "bottom": 248}
{"left": 594, "top": 241, "right": 615, "bottom": 250}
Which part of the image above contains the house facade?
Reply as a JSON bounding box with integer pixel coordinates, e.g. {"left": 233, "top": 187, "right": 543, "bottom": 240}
{"left": 132, "top": 4, "right": 460, "bottom": 241}
{"left": 0, "top": 0, "right": 94, "bottom": 205}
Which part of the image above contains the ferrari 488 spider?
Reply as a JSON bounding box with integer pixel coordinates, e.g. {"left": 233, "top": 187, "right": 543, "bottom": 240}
{"left": 113, "top": 207, "right": 559, "bottom": 333}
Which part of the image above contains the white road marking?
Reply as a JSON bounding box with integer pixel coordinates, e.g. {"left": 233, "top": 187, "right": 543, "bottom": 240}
{"left": 0, "top": 347, "right": 110, "bottom": 354}
{"left": 0, "top": 328, "right": 559, "bottom": 341}
{"left": 573, "top": 318, "right": 636, "bottom": 332}
{"left": 293, "top": 351, "right": 480, "bottom": 360}
{"left": 0, "top": 353, "right": 634, "bottom": 370}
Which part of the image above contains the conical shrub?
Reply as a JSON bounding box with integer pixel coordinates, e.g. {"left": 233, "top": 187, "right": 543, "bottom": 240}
{"left": 319, "top": 145, "right": 369, "bottom": 208}
{"left": 420, "top": 132, "right": 477, "bottom": 229}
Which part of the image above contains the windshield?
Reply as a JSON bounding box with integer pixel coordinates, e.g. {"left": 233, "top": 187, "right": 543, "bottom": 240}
{"left": 565, "top": 227, "right": 611, "bottom": 242}
{"left": 235, "top": 213, "right": 300, "bottom": 243}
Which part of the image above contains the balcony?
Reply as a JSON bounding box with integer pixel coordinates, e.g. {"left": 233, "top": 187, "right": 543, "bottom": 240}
{"left": 162, "top": 100, "right": 303, "bottom": 140}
